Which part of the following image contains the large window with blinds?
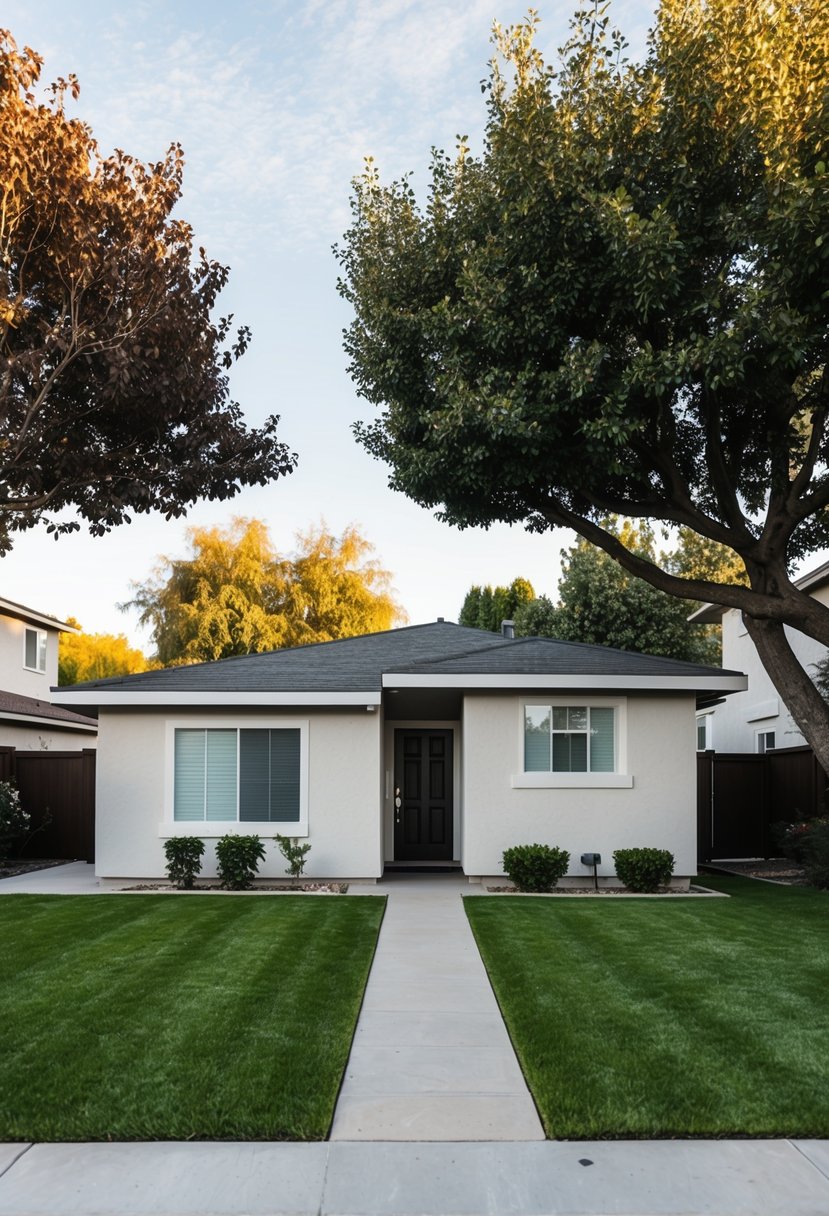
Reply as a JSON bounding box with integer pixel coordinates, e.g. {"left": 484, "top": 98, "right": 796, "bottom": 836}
{"left": 173, "top": 727, "right": 303, "bottom": 824}
{"left": 524, "top": 705, "right": 616, "bottom": 774}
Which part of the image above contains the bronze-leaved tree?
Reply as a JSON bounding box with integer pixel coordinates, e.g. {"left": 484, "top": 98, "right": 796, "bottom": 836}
{"left": 337, "top": 1, "right": 829, "bottom": 768}
{"left": 0, "top": 32, "right": 294, "bottom": 552}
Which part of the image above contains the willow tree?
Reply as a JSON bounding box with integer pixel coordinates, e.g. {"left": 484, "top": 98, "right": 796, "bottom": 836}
{"left": 126, "top": 518, "right": 406, "bottom": 665}
{"left": 0, "top": 32, "right": 294, "bottom": 552}
{"left": 338, "top": 1, "right": 829, "bottom": 768}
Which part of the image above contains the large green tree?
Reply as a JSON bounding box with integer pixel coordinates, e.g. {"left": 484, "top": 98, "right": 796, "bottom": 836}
{"left": 458, "top": 577, "right": 534, "bottom": 631}
{"left": 514, "top": 522, "right": 720, "bottom": 662}
{"left": 0, "top": 32, "right": 294, "bottom": 553}
{"left": 126, "top": 518, "right": 406, "bottom": 665}
{"left": 338, "top": 0, "right": 829, "bottom": 768}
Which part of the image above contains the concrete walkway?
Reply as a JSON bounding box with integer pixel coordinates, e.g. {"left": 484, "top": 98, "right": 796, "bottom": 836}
{"left": 0, "top": 861, "right": 100, "bottom": 893}
{"left": 331, "top": 873, "right": 543, "bottom": 1141}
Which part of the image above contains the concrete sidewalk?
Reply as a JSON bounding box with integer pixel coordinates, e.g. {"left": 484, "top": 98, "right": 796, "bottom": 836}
{"left": 331, "top": 874, "right": 543, "bottom": 1141}
{"left": 2, "top": 1139, "right": 829, "bottom": 1215}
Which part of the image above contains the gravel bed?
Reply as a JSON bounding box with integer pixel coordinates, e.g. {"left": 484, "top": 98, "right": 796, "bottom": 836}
{"left": 0, "top": 858, "right": 78, "bottom": 879}
{"left": 121, "top": 881, "right": 349, "bottom": 894}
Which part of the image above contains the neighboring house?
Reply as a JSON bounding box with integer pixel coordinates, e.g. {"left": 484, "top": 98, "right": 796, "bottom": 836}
{"left": 56, "top": 621, "right": 745, "bottom": 887}
{"left": 690, "top": 561, "right": 829, "bottom": 754}
{"left": 0, "top": 597, "right": 97, "bottom": 750}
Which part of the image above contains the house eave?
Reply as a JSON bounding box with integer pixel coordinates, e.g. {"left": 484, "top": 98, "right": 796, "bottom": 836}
{"left": 381, "top": 673, "right": 748, "bottom": 693}
{"left": 54, "top": 690, "right": 384, "bottom": 709}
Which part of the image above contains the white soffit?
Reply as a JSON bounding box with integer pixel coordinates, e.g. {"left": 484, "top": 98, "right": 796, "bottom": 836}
{"left": 381, "top": 673, "right": 748, "bottom": 692}
{"left": 55, "top": 690, "right": 383, "bottom": 708}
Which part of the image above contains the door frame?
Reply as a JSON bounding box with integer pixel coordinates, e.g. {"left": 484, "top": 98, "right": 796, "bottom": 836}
{"left": 383, "top": 719, "right": 461, "bottom": 865}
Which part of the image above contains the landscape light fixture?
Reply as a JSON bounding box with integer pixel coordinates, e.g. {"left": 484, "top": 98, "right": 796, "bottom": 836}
{"left": 580, "top": 852, "right": 601, "bottom": 891}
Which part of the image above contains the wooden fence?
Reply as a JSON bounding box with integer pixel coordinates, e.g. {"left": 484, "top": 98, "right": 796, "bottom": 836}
{"left": 697, "top": 745, "right": 828, "bottom": 862}
{"left": 0, "top": 747, "right": 95, "bottom": 863}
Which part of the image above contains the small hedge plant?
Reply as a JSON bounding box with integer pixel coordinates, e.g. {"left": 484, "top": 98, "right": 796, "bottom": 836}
{"left": 613, "top": 847, "right": 675, "bottom": 893}
{"left": 163, "top": 836, "right": 205, "bottom": 889}
{"left": 276, "top": 834, "right": 311, "bottom": 878}
{"left": 502, "top": 843, "right": 570, "bottom": 892}
{"left": 215, "top": 834, "right": 266, "bottom": 890}
{"left": 802, "top": 820, "right": 829, "bottom": 889}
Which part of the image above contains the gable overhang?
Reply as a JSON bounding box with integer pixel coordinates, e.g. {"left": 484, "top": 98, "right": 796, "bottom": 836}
{"left": 381, "top": 673, "right": 748, "bottom": 693}
{"left": 54, "top": 690, "right": 383, "bottom": 709}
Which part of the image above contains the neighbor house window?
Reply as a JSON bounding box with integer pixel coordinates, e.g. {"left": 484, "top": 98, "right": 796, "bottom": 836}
{"left": 24, "top": 628, "right": 47, "bottom": 673}
{"left": 756, "top": 730, "right": 776, "bottom": 754}
{"left": 696, "top": 714, "right": 713, "bottom": 751}
{"left": 524, "top": 705, "right": 615, "bottom": 773}
{"left": 174, "top": 727, "right": 301, "bottom": 823}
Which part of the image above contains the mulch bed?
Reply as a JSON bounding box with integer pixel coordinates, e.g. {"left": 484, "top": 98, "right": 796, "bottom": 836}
{"left": 122, "top": 881, "right": 349, "bottom": 894}
{"left": 484, "top": 884, "right": 718, "bottom": 896}
{"left": 0, "top": 859, "right": 76, "bottom": 880}
{"left": 701, "top": 858, "right": 809, "bottom": 885}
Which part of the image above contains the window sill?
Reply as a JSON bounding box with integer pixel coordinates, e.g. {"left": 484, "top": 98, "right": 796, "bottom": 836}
{"left": 511, "top": 773, "right": 634, "bottom": 789}
{"left": 159, "top": 822, "right": 308, "bottom": 839}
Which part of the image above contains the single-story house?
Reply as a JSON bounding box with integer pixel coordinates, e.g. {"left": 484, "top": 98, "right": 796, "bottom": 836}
{"left": 56, "top": 621, "right": 746, "bottom": 888}
{"left": 689, "top": 559, "right": 829, "bottom": 753}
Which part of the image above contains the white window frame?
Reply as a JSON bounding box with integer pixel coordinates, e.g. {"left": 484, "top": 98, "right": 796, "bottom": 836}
{"left": 696, "top": 712, "right": 713, "bottom": 751}
{"left": 23, "top": 627, "right": 47, "bottom": 674}
{"left": 511, "top": 696, "right": 633, "bottom": 789}
{"left": 161, "top": 718, "right": 310, "bottom": 838}
{"left": 755, "top": 728, "right": 776, "bottom": 754}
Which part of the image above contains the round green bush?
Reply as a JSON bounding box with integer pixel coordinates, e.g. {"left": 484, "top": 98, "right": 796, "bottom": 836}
{"left": 612, "top": 847, "right": 675, "bottom": 892}
{"left": 502, "top": 843, "right": 570, "bottom": 892}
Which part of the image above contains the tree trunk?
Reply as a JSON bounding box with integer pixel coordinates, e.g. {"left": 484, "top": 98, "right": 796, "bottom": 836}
{"left": 743, "top": 616, "right": 829, "bottom": 776}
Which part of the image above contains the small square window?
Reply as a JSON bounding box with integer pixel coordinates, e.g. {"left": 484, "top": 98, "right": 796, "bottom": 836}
{"left": 24, "top": 628, "right": 47, "bottom": 673}
{"left": 756, "top": 730, "right": 775, "bottom": 754}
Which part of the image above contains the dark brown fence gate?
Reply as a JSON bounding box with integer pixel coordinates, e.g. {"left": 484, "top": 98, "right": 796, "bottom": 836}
{"left": 697, "top": 745, "right": 828, "bottom": 862}
{"left": 0, "top": 747, "right": 95, "bottom": 863}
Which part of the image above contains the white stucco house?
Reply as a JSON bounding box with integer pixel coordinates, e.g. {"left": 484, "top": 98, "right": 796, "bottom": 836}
{"left": 0, "top": 597, "right": 97, "bottom": 750}
{"left": 56, "top": 621, "right": 745, "bottom": 888}
{"left": 690, "top": 561, "right": 829, "bottom": 754}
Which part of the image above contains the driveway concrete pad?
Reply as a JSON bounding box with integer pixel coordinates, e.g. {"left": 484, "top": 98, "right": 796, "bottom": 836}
{"left": 0, "top": 1142, "right": 328, "bottom": 1216}
{"left": 323, "top": 1140, "right": 829, "bottom": 1216}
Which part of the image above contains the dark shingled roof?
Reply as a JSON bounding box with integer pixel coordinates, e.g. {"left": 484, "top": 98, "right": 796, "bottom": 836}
{"left": 56, "top": 621, "right": 737, "bottom": 697}
{"left": 0, "top": 689, "right": 97, "bottom": 729}
{"left": 392, "top": 636, "right": 744, "bottom": 679}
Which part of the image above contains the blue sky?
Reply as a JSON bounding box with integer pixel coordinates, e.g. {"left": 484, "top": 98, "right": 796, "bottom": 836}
{"left": 3, "top": 0, "right": 656, "bottom": 650}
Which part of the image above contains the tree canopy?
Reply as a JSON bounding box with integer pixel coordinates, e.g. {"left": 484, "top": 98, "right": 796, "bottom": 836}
{"left": 58, "top": 619, "right": 155, "bottom": 685}
{"left": 514, "top": 521, "right": 720, "bottom": 662}
{"left": 0, "top": 31, "right": 294, "bottom": 553}
{"left": 125, "top": 518, "right": 406, "bottom": 665}
{"left": 338, "top": 0, "right": 829, "bottom": 768}
{"left": 458, "top": 577, "right": 534, "bottom": 632}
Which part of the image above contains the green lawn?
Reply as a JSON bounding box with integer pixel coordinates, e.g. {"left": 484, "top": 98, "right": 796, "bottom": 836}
{"left": 465, "top": 877, "right": 829, "bottom": 1139}
{"left": 0, "top": 894, "right": 385, "bottom": 1141}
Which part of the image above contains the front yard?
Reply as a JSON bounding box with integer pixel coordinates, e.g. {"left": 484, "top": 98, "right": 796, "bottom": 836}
{"left": 465, "top": 877, "right": 829, "bottom": 1139}
{"left": 0, "top": 894, "right": 385, "bottom": 1141}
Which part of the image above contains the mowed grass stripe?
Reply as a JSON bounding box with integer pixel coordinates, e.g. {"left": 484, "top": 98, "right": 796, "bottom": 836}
{"left": 465, "top": 879, "right": 829, "bottom": 1138}
{"left": 0, "top": 894, "right": 385, "bottom": 1141}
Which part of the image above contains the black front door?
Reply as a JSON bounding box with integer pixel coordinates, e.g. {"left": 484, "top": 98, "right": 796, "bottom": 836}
{"left": 394, "top": 729, "right": 453, "bottom": 861}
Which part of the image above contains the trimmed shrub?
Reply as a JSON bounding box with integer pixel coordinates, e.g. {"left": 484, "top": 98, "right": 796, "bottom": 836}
{"left": 275, "top": 835, "right": 311, "bottom": 878}
{"left": 502, "top": 843, "right": 570, "bottom": 892}
{"left": 215, "top": 834, "right": 266, "bottom": 890}
{"left": 163, "top": 836, "right": 205, "bottom": 889}
{"left": 772, "top": 816, "right": 829, "bottom": 864}
{"left": 613, "top": 847, "right": 675, "bottom": 892}
{"left": 802, "top": 820, "right": 829, "bottom": 889}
